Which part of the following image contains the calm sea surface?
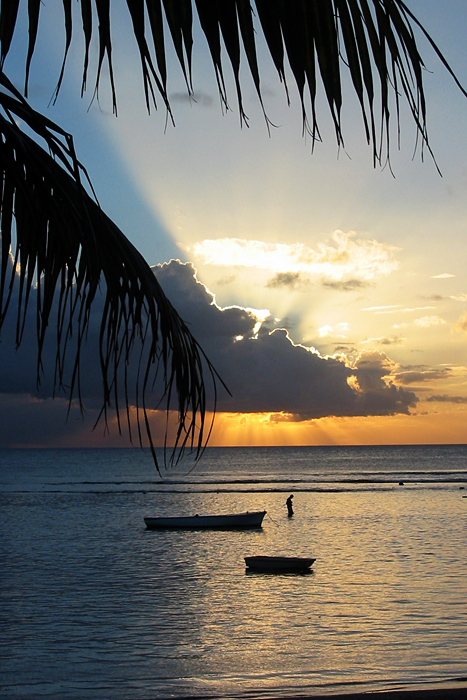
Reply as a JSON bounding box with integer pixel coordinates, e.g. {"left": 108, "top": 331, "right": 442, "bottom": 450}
{"left": 1, "top": 445, "right": 466, "bottom": 699}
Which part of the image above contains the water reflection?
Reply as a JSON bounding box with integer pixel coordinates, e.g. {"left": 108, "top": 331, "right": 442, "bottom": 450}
{"left": 1, "top": 449, "right": 466, "bottom": 698}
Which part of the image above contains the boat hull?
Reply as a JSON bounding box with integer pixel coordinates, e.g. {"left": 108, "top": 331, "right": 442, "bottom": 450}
{"left": 244, "top": 556, "right": 316, "bottom": 572}
{"left": 144, "top": 511, "right": 266, "bottom": 530}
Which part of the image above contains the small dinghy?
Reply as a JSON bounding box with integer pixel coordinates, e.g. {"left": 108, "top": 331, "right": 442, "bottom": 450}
{"left": 144, "top": 510, "right": 266, "bottom": 530}
{"left": 244, "top": 556, "right": 316, "bottom": 573}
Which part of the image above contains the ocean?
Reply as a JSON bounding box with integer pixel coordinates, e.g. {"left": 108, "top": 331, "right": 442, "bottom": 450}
{"left": 1, "top": 445, "right": 466, "bottom": 699}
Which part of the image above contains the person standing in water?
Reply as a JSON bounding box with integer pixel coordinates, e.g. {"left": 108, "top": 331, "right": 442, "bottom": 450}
{"left": 286, "top": 494, "right": 294, "bottom": 517}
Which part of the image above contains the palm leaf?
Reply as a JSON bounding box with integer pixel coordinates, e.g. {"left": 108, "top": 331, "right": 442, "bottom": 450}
{"left": 3, "top": 0, "right": 464, "bottom": 164}
{"left": 0, "top": 74, "right": 224, "bottom": 470}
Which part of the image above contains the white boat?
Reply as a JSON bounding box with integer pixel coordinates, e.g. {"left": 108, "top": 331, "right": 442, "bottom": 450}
{"left": 144, "top": 510, "right": 266, "bottom": 530}
{"left": 244, "top": 556, "right": 316, "bottom": 572}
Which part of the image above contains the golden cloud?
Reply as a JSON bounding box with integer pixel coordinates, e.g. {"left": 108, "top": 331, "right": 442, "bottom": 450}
{"left": 191, "top": 230, "right": 399, "bottom": 282}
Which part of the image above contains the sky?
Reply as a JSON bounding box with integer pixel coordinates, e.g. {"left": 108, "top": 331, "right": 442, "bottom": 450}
{"left": 2, "top": 1, "right": 467, "bottom": 449}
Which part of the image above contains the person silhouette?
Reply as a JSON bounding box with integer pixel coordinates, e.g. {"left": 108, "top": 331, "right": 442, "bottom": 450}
{"left": 286, "top": 494, "right": 294, "bottom": 517}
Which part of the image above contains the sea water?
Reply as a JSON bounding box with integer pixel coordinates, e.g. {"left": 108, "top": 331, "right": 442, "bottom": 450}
{"left": 1, "top": 445, "right": 466, "bottom": 699}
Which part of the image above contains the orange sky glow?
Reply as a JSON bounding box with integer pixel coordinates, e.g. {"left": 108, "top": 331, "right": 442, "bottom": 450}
{"left": 40, "top": 404, "right": 467, "bottom": 450}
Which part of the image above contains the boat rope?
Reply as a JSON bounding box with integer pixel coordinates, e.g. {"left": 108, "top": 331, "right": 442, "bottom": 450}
{"left": 266, "top": 512, "right": 280, "bottom": 527}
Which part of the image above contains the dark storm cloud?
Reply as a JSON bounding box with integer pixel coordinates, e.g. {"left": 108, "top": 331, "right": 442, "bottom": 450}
{"left": 0, "top": 273, "right": 115, "bottom": 403}
{"left": 0, "top": 255, "right": 140, "bottom": 445}
{"left": 0, "top": 259, "right": 418, "bottom": 445}
{"left": 0, "top": 394, "right": 95, "bottom": 446}
{"left": 153, "top": 261, "right": 417, "bottom": 418}
{"left": 350, "top": 352, "right": 417, "bottom": 416}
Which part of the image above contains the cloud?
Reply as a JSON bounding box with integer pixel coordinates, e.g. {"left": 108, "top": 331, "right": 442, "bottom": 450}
{"left": 334, "top": 344, "right": 359, "bottom": 354}
{"left": 431, "top": 273, "right": 455, "bottom": 279}
{"left": 414, "top": 315, "right": 446, "bottom": 327}
{"left": 152, "top": 262, "right": 416, "bottom": 418}
{"left": 349, "top": 351, "right": 418, "bottom": 416}
{"left": 392, "top": 367, "right": 452, "bottom": 385}
{"left": 266, "top": 271, "right": 309, "bottom": 290}
{"left": 0, "top": 257, "right": 169, "bottom": 445}
{"left": 426, "top": 394, "right": 467, "bottom": 404}
{"left": 362, "top": 305, "right": 400, "bottom": 311}
{"left": 0, "top": 394, "right": 101, "bottom": 447}
{"left": 266, "top": 271, "right": 370, "bottom": 293}
{"left": 361, "top": 336, "right": 405, "bottom": 347}
{"left": 0, "top": 260, "right": 419, "bottom": 446}
{"left": 190, "top": 230, "right": 399, "bottom": 282}
{"left": 317, "top": 322, "right": 349, "bottom": 339}
{"left": 322, "top": 279, "right": 370, "bottom": 291}
{"left": 215, "top": 274, "right": 237, "bottom": 287}
{"left": 452, "top": 311, "right": 467, "bottom": 333}
{"left": 364, "top": 306, "right": 435, "bottom": 316}
{"left": 451, "top": 294, "right": 467, "bottom": 302}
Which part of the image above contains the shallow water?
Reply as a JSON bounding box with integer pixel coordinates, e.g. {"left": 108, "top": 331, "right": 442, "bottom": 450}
{"left": 1, "top": 446, "right": 466, "bottom": 698}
